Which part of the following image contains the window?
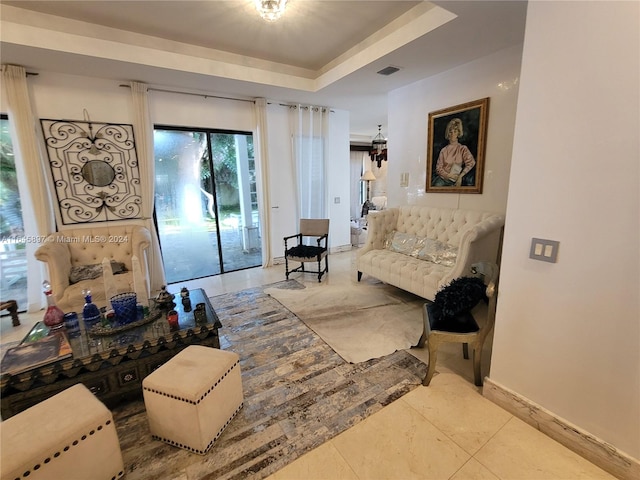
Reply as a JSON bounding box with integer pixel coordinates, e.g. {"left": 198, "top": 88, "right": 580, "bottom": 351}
{"left": 153, "top": 127, "right": 261, "bottom": 284}
{"left": 0, "top": 114, "right": 27, "bottom": 309}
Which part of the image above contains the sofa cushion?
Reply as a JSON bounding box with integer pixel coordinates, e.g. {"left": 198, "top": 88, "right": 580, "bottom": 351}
{"left": 385, "top": 231, "right": 458, "bottom": 267}
{"left": 62, "top": 273, "right": 135, "bottom": 310}
{"left": 69, "top": 261, "right": 127, "bottom": 284}
{"left": 357, "top": 249, "right": 448, "bottom": 299}
{"left": 385, "top": 231, "right": 421, "bottom": 256}
{"left": 415, "top": 239, "right": 458, "bottom": 267}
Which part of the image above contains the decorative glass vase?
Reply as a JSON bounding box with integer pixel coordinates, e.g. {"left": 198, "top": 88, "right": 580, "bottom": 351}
{"left": 82, "top": 289, "right": 102, "bottom": 330}
{"left": 42, "top": 281, "right": 65, "bottom": 331}
{"left": 110, "top": 292, "right": 137, "bottom": 325}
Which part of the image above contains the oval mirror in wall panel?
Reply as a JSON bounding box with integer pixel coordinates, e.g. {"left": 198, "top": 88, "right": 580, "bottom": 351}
{"left": 82, "top": 160, "right": 115, "bottom": 187}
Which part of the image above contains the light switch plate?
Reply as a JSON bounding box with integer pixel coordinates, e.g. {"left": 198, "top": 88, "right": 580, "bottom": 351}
{"left": 400, "top": 172, "right": 410, "bottom": 188}
{"left": 530, "top": 238, "right": 560, "bottom": 263}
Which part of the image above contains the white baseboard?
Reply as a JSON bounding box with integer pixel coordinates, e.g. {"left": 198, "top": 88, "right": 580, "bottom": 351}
{"left": 483, "top": 377, "right": 639, "bottom": 480}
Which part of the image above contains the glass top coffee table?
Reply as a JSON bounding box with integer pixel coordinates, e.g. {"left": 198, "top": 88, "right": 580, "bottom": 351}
{"left": 1, "top": 288, "right": 222, "bottom": 418}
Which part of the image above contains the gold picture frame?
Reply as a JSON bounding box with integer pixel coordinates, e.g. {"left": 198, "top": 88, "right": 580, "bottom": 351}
{"left": 426, "top": 97, "right": 489, "bottom": 194}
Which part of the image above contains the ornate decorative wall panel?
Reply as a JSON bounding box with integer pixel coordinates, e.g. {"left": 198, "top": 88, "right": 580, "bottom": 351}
{"left": 41, "top": 119, "right": 143, "bottom": 224}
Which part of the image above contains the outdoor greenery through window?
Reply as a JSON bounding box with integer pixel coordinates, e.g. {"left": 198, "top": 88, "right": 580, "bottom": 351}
{"left": 0, "top": 115, "right": 28, "bottom": 310}
{"left": 154, "top": 127, "right": 261, "bottom": 284}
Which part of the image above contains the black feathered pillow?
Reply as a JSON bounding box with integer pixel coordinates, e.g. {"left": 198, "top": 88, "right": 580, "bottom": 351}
{"left": 431, "top": 276, "right": 487, "bottom": 319}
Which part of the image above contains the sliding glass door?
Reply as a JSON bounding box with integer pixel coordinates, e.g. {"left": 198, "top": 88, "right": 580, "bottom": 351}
{"left": 0, "top": 115, "right": 27, "bottom": 309}
{"left": 153, "top": 127, "right": 261, "bottom": 284}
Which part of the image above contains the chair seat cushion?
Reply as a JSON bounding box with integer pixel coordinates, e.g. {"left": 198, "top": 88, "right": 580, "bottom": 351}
{"left": 286, "top": 245, "right": 326, "bottom": 259}
{"left": 61, "top": 273, "right": 134, "bottom": 311}
{"left": 427, "top": 303, "right": 479, "bottom": 333}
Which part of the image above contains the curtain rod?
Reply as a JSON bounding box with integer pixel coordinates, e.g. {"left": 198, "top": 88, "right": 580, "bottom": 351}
{"left": 119, "top": 84, "right": 255, "bottom": 103}
{"left": 269, "top": 101, "right": 334, "bottom": 113}
{"left": 118, "top": 84, "right": 332, "bottom": 111}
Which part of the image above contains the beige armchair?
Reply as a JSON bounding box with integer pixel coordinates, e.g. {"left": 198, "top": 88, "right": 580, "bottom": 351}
{"left": 35, "top": 225, "right": 151, "bottom": 311}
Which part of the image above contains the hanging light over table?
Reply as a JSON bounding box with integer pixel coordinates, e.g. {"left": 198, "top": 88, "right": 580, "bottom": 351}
{"left": 370, "top": 125, "right": 387, "bottom": 168}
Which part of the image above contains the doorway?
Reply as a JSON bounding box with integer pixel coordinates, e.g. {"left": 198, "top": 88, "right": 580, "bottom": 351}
{"left": 153, "top": 127, "right": 261, "bottom": 284}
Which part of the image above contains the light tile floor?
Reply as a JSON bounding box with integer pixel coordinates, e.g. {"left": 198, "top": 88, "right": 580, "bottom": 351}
{"left": 0, "top": 250, "right": 615, "bottom": 480}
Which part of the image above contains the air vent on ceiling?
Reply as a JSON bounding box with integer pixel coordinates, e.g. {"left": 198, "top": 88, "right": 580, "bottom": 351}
{"left": 377, "top": 66, "right": 400, "bottom": 76}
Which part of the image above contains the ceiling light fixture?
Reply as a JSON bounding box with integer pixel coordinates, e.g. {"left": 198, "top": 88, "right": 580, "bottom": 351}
{"left": 255, "top": 0, "right": 287, "bottom": 22}
{"left": 370, "top": 125, "right": 387, "bottom": 168}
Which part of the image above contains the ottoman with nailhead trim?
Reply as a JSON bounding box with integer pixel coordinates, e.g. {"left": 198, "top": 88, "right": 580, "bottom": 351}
{"left": 0, "top": 383, "right": 124, "bottom": 480}
{"left": 142, "top": 345, "right": 243, "bottom": 454}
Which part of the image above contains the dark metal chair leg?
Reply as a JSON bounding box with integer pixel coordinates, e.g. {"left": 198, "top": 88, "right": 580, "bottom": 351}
{"left": 1, "top": 300, "right": 20, "bottom": 326}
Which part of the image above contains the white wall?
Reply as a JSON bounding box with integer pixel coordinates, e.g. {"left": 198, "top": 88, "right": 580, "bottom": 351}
{"left": 387, "top": 44, "right": 523, "bottom": 214}
{"left": 491, "top": 1, "right": 639, "bottom": 458}
{"left": 151, "top": 90, "right": 255, "bottom": 132}
{"left": 387, "top": 2, "right": 639, "bottom": 459}
{"left": 326, "top": 108, "right": 351, "bottom": 249}
{"left": 28, "top": 74, "right": 130, "bottom": 124}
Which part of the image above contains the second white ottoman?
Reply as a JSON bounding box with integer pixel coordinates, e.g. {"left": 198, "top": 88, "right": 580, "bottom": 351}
{"left": 142, "top": 345, "right": 243, "bottom": 454}
{"left": 0, "top": 383, "right": 124, "bottom": 480}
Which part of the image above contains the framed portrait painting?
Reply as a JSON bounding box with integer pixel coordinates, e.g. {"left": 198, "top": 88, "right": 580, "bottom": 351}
{"left": 426, "top": 97, "right": 489, "bottom": 194}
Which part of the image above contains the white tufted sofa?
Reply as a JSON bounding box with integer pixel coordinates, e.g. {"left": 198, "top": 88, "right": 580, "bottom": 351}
{"left": 35, "top": 225, "right": 151, "bottom": 311}
{"left": 357, "top": 206, "right": 504, "bottom": 301}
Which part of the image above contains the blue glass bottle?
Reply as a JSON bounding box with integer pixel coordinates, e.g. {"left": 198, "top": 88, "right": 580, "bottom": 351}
{"left": 82, "top": 289, "right": 101, "bottom": 330}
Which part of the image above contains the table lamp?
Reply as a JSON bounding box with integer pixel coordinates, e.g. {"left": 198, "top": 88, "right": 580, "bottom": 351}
{"left": 360, "top": 170, "right": 376, "bottom": 217}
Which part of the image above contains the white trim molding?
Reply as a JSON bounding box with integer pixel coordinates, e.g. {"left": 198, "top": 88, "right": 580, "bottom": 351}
{"left": 483, "top": 378, "right": 639, "bottom": 480}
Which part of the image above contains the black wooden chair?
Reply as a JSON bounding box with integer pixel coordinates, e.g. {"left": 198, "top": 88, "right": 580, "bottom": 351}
{"left": 284, "top": 219, "right": 330, "bottom": 282}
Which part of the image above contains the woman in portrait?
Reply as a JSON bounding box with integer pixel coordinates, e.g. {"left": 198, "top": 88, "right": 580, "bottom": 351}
{"left": 432, "top": 118, "right": 476, "bottom": 187}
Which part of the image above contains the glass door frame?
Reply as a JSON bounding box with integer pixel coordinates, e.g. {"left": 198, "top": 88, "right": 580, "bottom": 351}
{"left": 153, "top": 125, "right": 260, "bottom": 283}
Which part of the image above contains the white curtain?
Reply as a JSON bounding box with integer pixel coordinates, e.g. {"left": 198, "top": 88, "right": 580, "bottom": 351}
{"left": 129, "top": 81, "right": 166, "bottom": 294}
{"left": 350, "top": 150, "right": 367, "bottom": 219}
{"left": 289, "top": 105, "right": 329, "bottom": 221}
{"left": 2, "top": 64, "right": 55, "bottom": 312}
{"left": 254, "top": 98, "right": 272, "bottom": 267}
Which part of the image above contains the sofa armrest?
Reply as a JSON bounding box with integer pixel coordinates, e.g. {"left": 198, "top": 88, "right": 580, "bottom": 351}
{"left": 131, "top": 226, "right": 152, "bottom": 262}
{"left": 357, "top": 208, "right": 399, "bottom": 257}
{"left": 130, "top": 226, "right": 152, "bottom": 295}
{"left": 441, "top": 215, "right": 505, "bottom": 287}
{"left": 34, "top": 239, "right": 72, "bottom": 304}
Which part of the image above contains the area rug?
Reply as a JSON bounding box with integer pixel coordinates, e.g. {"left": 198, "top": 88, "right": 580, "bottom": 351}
{"left": 264, "top": 281, "right": 425, "bottom": 363}
{"left": 113, "top": 280, "right": 427, "bottom": 480}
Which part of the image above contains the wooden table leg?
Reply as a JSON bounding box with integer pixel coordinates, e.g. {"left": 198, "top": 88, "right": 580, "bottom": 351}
{"left": 0, "top": 300, "right": 20, "bottom": 326}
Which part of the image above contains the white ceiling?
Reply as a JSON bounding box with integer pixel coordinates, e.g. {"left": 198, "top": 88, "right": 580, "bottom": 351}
{"left": 0, "top": 0, "right": 528, "bottom": 138}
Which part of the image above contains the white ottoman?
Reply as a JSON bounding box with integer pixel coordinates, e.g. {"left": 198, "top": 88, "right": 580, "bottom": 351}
{"left": 0, "top": 383, "right": 124, "bottom": 480}
{"left": 142, "top": 345, "right": 243, "bottom": 454}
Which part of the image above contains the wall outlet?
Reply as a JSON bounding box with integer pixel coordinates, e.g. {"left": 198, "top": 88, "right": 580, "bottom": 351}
{"left": 529, "top": 238, "right": 560, "bottom": 263}
{"left": 334, "top": 197, "right": 340, "bottom": 204}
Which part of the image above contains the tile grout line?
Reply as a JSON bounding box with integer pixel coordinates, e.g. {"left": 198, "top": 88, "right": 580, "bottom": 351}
{"left": 470, "top": 415, "right": 516, "bottom": 480}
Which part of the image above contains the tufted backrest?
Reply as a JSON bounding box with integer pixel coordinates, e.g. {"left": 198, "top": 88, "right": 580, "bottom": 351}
{"left": 58, "top": 225, "right": 149, "bottom": 270}
{"left": 395, "top": 206, "right": 500, "bottom": 246}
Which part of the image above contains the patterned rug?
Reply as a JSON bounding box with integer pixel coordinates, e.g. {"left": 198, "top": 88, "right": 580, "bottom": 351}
{"left": 113, "top": 280, "right": 427, "bottom": 480}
